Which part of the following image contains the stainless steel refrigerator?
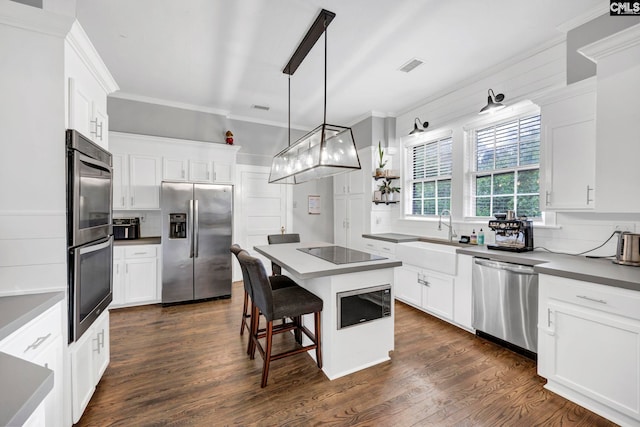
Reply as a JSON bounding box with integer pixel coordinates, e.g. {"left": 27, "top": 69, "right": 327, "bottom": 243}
{"left": 161, "top": 182, "right": 233, "bottom": 304}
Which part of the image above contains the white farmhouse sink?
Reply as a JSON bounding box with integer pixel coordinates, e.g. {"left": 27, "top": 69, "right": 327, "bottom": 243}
{"left": 395, "top": 240, "right": 458, "bottom": 275}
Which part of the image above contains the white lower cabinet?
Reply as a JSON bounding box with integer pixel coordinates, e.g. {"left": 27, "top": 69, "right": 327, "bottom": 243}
{"left": 395, "top": 264, "right": 454, "bottom": 321}
{"left": 70, "top": 310, "right": 110, "bottom": 424}
{"left": 538, "top": 274, "right": 640, "bottom": 426}
{"left": 362, "top": 239, "right": 396, "bottom": 259}
{"left": 393, "top": 249, "right": 473, "bottom": 331}
{"left": 0, "top": 302, "right": 64, "bottom": 427}
{"left": 113, "top": 245, "right": 160, "bottom": 307}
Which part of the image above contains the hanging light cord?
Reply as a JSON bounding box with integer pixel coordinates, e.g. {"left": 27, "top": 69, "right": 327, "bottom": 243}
{"left": 288, "top": 74, "right": 291, "bottom": 146}
{"left": 323, "top": 16, "right": 328, "bottom": 126}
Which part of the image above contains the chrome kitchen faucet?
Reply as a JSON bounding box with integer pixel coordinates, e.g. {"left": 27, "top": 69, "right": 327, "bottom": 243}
{"left": 438, "top": 209, "right": 457, "bottom": 242}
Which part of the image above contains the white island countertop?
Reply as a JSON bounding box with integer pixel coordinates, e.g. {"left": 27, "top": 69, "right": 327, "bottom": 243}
{"left": 253, "top": 241, "right": 402, "bottom": 279}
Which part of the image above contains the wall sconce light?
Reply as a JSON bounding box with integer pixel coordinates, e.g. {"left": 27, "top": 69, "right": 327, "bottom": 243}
{"left": 409, "top": 118, "right": 429, "bottom": 135}
{"left": 479, "top": 89, "right": 505, "bottom": 114}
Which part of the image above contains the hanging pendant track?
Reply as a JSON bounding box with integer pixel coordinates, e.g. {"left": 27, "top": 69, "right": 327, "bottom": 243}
{"left": 282, "top": 9, "right": 335, "bottom": 76}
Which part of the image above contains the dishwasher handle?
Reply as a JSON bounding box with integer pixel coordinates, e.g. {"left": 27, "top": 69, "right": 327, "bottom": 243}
{"left": 474, "top": 258, "right": 536, "bottom": 274}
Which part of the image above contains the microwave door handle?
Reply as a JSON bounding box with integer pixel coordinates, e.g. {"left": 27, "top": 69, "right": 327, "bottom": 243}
{"left": 194, "top": 200, "right": 199, "bottom": 258}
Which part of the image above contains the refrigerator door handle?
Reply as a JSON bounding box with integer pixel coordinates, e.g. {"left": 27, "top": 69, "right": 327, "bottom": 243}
{"left": 194, "top": 199, "right": 199, "bottom": 258}
{"left": 189, "top": 199, "right": 195, "bottom": 258}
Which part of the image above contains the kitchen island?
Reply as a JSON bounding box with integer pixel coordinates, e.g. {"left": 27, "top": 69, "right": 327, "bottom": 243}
{"left": 253, "top": 242, "right": 402, "bottom": 380}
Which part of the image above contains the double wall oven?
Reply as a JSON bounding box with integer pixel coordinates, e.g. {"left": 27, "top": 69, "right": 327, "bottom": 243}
{"left": 66, "top": 129, "right": 113, "bottom": 343}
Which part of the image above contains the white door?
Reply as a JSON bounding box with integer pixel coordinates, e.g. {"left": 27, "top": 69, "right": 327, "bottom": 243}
{"left": 236, "top": 165, "right": 288, "bottom": 280}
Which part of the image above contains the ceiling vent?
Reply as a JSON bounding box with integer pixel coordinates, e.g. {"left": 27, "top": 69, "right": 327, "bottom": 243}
{"left": 399, "top": 58, "right": 424, "bottom": 73}
{"left": 251, "top": 104, "right": 270, "bottom": 111}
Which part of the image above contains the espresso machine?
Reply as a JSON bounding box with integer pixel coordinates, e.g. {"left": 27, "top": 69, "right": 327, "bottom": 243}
{"left": 487, "top": 213, "right": 534, "bottom": 252}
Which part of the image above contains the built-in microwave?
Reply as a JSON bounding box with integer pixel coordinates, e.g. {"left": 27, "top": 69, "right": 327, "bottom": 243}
{"left": 66, "top": 129, "right": 113, "bottom": 248}
{"left": 337, "top": 284, "right": 391, "bottom": 329}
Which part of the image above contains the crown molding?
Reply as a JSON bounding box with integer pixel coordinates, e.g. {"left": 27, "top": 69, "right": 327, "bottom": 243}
{"left": 66, "top": 20, "right": 119, "bottom": 93}
{"left": 556, "top": 3, "right": 609, "bottom": 34}
{"left": 578, "top": 23, "right": 640, "bottom": 62}
{"left": 0, "top": 0, "right": 73, "bottom": 37}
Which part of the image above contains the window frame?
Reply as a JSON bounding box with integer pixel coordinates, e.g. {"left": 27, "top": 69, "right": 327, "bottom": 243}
{"left": 466, "top": 109, "right": 542, "bottom": 220}
{"left": 404, "top": 130, "right": 454, "bottom": 217}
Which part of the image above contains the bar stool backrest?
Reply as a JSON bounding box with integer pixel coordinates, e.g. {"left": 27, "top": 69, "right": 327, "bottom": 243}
{"left": 230, "top": 244, "right": 253, "bottom": 299}
{"left": 238, "top": 251, "right": 275, "bottom": 321}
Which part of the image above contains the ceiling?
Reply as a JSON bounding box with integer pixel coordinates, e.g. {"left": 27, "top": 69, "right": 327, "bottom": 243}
{"left": 76, "top": 0, "right": 604, "bottom": 130}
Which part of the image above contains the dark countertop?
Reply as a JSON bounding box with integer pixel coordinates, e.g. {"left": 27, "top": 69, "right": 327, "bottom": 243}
{"left": 362, "top": 233, "right": 421, "bottom": 243}
{"left": 456, "top": 245, "right": 640, "bottom": 292}
{"left": 254, "top": 241, "right": 402, "bottom": 280}
{"left": 114, "top": 236, "right": 161, "bottom": 246}
{"left": 0, "top": 292, "right": 63, "bottom": 426}
{"left": 0, "top": 353, "right": 53, "bottom": 427}
{"left": 0, "top": 292, "right": 64, "bottom": 341}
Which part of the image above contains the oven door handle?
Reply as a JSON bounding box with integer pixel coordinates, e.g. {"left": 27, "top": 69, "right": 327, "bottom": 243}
{"left": 78, "top": 235, "right": 113, "bottom": 255}
{"left": 77, "top": 152, "right": 111, "bottom": 175}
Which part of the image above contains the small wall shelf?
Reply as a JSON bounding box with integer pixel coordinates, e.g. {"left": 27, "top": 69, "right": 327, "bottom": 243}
{"left": 373, "top": 175, "right": 400, "bottom": 180}
{"left": 373, "top": 200, "right": 399, "bottom": 205}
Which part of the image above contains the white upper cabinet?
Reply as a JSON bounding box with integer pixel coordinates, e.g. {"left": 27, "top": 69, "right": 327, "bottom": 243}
{"left": 129, "top": 155, "right": 162, "bottom": 208}
{"left": 578, "top": 24, "right": 640, "bottom": 213}
{"left": 112, "top": 151, "right": 162, "bottom": 210}
{"left": 163, "top": 158, "right": 188, "bottom": 181}
{"left": 189, "top": 159, "right": 213, "bottom": 182}
{"left": 111, "top": 132, "right": 240, "bottom": 210}
{"left": 538, "top": 78, "right": 596, "bottom": 211}
{"left": 212, "top": 160, "right": 234, "bottom": 183}
{"left": 65, "top": 21, "right": 118, "bottom": 150}
{"left": 334, "top": 168, "right": 365, "bottom": 195}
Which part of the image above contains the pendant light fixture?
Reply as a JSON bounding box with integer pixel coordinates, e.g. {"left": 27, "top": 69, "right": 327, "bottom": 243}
{"left": 408, "top": 118, "right": 429, "bottom": 135}
{"left": 269, "top": 9, "right": 360, "bottom": 184}
{"left": 479, "top": 89, "right": 506, "bottom": 114}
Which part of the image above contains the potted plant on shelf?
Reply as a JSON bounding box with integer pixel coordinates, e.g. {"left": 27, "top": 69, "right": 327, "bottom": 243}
{"left": 376, "top": 141, "right": 387, "bottom": 177}
{"left": 378, "top": 180, "right": 400, "bottom": 202}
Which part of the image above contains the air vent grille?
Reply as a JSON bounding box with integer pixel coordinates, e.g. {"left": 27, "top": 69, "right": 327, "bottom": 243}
{"left": 399, "top": 58, "right": 424, "bottom": 73}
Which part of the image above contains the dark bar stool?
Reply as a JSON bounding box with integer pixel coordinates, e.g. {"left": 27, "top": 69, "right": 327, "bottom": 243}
{"left": 267, "top": 233, "right": 300, "bottom": 275}
{"left": 230, "top": 244, "right": 253, "bottom": 340}
{"left": 230, "top": 244, "right": 296, "bottom": 355}
{"left": 238, "top": 251, "right": 322, "bottom": 388}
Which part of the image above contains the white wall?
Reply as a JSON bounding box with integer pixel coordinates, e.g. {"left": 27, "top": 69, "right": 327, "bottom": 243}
{"left": 0, "top": 3, "right": 71, "bottom": 295}
{"left": 292, "top": 178, "right": 334, "bottom": 243}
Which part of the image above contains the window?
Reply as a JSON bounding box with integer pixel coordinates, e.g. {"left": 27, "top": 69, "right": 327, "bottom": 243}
{"left": 472, "top": 115, "right": 541, "bottom": 218}
{"left": 408, "top": 136, "right": 452, "bottom": 216}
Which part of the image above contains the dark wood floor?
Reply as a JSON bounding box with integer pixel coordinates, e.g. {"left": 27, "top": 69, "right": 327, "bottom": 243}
{"left": 77, "top": 281, "right": 615, "bottom": 426}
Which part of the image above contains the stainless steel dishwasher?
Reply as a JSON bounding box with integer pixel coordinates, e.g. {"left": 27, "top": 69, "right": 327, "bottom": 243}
{"left": 472, "top": 258, "right": 538, "bottom": 355}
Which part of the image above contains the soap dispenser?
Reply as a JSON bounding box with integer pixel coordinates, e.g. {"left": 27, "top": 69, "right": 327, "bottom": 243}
{"left": 470, "top": 229, "right": 477, "bottom": 245}
{"left": 478, "top": 228, "right": 485, "bottom": 245}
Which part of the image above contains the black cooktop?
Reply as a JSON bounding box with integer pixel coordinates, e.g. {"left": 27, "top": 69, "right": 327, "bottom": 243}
{"left": 297, "top": 246, "right": 386, "bottom": 265}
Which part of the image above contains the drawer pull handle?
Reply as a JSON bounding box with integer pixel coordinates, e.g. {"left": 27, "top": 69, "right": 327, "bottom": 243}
{"left": 576, "top": 295, "right": 607, "bottom": 305}
{"left": 133, "top": 252, "right": 146, "bottom": 255}
{"left": 25, "top": 333, "right": 51, "bottom": 353}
